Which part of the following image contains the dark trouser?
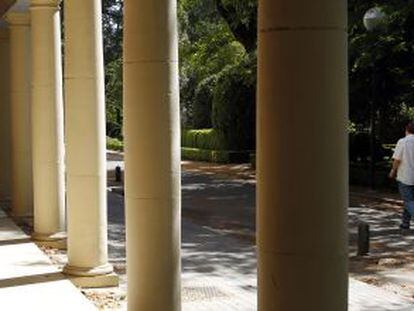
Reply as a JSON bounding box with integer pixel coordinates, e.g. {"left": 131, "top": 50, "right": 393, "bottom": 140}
{"left": 398, "top": 182, "right": 414, "bottom": 227}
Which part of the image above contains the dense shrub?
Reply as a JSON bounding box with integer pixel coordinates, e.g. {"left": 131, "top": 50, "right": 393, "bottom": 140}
{"left": 106, "top": 59, "right": 123, "bottom": 139}
{"left": 193, "top": 75, "right": 217, "bottom": 129}
{"left": 180, "top": 71, "right": 197, "bottom": 128}
{"left": 212, "top": 55, "right": 256, "bottom": 150}
{"left": 107, "top": 137, "right": 123, "bottom": 151}
{"left": 181, "top": 129, "right": 225, "bottom": 150}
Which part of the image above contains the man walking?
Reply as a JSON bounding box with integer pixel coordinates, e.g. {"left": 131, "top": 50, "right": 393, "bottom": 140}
{"left": 390, "top": 121, "right": 414, "bottom": 229}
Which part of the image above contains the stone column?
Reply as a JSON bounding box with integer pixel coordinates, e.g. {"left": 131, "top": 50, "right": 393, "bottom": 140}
{"left": 0, "top": 26, "right": 11, "bottom": 209}
{"left": 63, "top": 0, "right": 116, "bottom": 287}
{"left": 257, "top": 0, "right": 348, "bottom": 310}
{"left": 30, "top": 0, "right": 65, "bottom": 247}
{"left": 124, "top": 0, "right": 181, "bottom": 310}
{"left": 5, "top": 12, "right": 33, "bottom": 218}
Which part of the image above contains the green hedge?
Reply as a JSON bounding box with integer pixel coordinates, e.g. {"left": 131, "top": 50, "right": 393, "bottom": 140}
{"left": 181, "top": 129, "right": 225, "bottom": 150}
{"left": 182, "top": 147, "right": 250, "bottom": 163}
{"left": 212, "top": 55, "right": 256, "bottom": 151}
{"left": 107, "top": 137, "right": 124, "bottom": 151}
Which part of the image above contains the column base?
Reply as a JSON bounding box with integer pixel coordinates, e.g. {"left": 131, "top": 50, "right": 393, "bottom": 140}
{"left": 63, "top": 264, "right": 119, "bottom": 288}
{"left": 32, "top": 232, "right": 67, "bottom": 250}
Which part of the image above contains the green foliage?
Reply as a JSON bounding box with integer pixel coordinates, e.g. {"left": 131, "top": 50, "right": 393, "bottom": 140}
{"left": 103, "top": 0, "right": 123, "bottom": 139}
{"left": 106, "top": 59, "right": 123, "bottom": 138}
{"left": 107, "top": 136, "right": 124, "bottom": 151}
{"left": 178, "top": 0, "right": 252, "bottom": 129}
{"left": 216, "top": 0, "right": 257, "bottom": 52}
{"left": 181, "top": 129, "right": 225, "bottom": 150}
{"left": 212, "top": 54, "right": 256, "bottom": 150}
{"left": 102, "top": 0, "right": 258, "bottom": 150}
{"left": 349, "top": 1, "right": 414, "bottom": 144}
{"left": 193, "top": 75, "right": 217, "bottom": 128}
{"left": 181, "top": 147, "right": 250, "bottom": 163}
{"left": 102, "top": 0, "right": 123, "bottom": 64}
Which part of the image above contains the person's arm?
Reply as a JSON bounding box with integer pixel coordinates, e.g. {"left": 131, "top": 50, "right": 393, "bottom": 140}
{"left": 389, "top": 159, "right": 401, "bottom": 179}
{"left": 389, "top": 140, "right": 403, "bottom": 179}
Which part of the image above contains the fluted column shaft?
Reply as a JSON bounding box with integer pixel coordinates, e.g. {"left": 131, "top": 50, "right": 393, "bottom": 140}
{"left": 6, "top": 12, "right": 33, "bottom": 217}
{"left": 257, "top": 0, "right": 349, "bottom": 310}
{"left": 124, "top": 0, "right": 181, "bottom": 310}
{"left": 30, "top": 0, "right": 65, "bottom": 242}
{"left": 63, "top": 0, "right": 112, "bottom": 276}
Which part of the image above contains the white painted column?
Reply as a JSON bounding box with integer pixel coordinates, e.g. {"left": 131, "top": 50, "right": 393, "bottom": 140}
{"left": 0, "top": 26, "right": 11, "bottom": 208}
{"left": 63, "top": 0, "right": 115, "bottom": 285}
{"left": 5, "top": 12, "right": 33, "bottom": 218}
{"left": 30, "top": 0, "right": 65, "bottom": 245}
{"left": 124, "top": 0, "right": 181, "bottom": 310}
{"left": 257, "top": 0, "right": 348, "bottom": 310}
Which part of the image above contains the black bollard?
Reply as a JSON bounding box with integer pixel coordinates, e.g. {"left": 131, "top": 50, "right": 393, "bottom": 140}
{"left": 115, "top": 166, "right": 122, "bottom": 182}
{"left": 357, "top": 221, "right": 370, "bottom": 256}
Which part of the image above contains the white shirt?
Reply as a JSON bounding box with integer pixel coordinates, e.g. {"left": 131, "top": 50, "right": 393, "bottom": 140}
{"left": 393, "top": 134, "right": 414, "bottom": 185}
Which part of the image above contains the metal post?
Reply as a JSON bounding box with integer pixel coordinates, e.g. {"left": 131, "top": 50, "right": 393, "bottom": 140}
{"left": 115, "top": 166, "right": 122, "bottom": 182}
{"left": 357, "top": 222, "right": 370, "bottom": 256}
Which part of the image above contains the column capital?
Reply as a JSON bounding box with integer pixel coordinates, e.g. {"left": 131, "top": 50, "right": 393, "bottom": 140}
{"left": 4, "top": 12, "right": 30, "bottom": 27}
{"left": 30, "top": 0, "right": 61, "bottom": 9}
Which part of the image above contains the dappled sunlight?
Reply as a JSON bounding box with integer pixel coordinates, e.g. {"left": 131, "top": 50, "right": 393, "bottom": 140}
{"left": 349, "top": 206, "right": 414, "bottom": 258}
{"left": 182, "top": 220, "right": 256, "bottom": 279}
{"left": 348, "top": 197, "right": 414, "bottom": 302}
{"left": 182, "top": 171, "right": 255, "bottom": 235}
{"left": 107, "top": 192, "right": 126, "bottom": 278}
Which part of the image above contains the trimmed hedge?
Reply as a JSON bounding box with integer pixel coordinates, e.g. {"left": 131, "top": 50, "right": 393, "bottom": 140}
{"left": 182, "top": 147, "right": 250, "bottom": 163}
{"left": 107, "top": 137, "right": 124, "bottom": 151}
{"left": 181, "top": 129, "right": 225, "bottom": 150}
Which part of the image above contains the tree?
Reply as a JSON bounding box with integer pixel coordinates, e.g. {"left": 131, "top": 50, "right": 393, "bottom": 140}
{"left": 102, "top": 0, "right": 123, "bottom": 64}
{"left": 178, "top": 0, "right": 247, "bottom": 128}
{"left": 349, "top": 0, "right": 414, "bottom": 144}
{"left": 102, "top": 0, "right": 123, "bottom": 138}
{"left": 215, "top": 0, "right": 257, "bottom": 53}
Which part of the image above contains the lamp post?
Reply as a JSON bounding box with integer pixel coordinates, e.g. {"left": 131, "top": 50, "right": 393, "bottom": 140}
{"left": 363, "top": 7, "right": 387, "bottom": 189}
{"left": 363, "top": 7, "right": 387, "bottom": 32}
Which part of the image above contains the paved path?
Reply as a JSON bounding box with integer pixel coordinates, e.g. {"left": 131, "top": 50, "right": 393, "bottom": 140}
{"left": 349, "top": 279, "right": 413, "bottom": 310}
{"left": 107, "top": 190, "right": 414, "bottom": 310}
{"left": 0, "top": 208, "right": 96, "bottom": 311}
{"left": 105, "top": 154, "right": 414, "bottom": 309}
{"left": 182, "top": 170, "right": 255, "bottom": 237}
